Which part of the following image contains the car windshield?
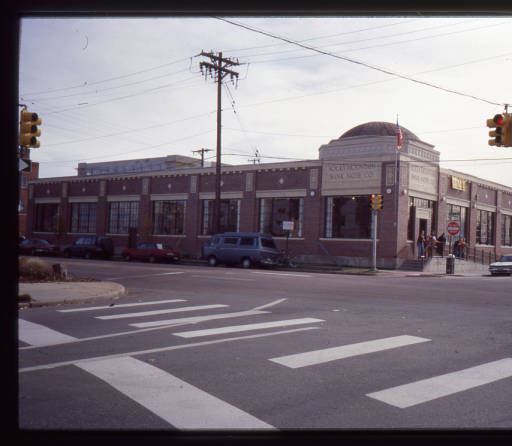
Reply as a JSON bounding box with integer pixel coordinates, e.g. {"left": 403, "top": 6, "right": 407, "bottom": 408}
{"left": 500, "top": 255, "right": 512, "bottom": 262}
{"left": 261, "top": 238, "right": 276, "bottom": 249}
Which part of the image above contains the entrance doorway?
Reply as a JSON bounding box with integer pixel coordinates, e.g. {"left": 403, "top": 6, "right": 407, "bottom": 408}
{"left": 419, "top": 218, "right": 428, "bottom": 236}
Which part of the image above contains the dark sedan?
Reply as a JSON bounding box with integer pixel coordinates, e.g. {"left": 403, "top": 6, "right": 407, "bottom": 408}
{"left": 122, "top": 243, "right": 180, "bottom": 263}
{"left": 19, "top": 238, "right": 60, "bottom": 256}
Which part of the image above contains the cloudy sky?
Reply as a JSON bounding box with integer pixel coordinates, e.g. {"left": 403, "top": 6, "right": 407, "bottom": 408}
{"left": 19, "top": 15, "right": 512, "bottom": 186}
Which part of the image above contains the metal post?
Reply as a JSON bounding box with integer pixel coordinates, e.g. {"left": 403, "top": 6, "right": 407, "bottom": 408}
{"left": 371, "top": 209, "right": 377, "bottom": 271}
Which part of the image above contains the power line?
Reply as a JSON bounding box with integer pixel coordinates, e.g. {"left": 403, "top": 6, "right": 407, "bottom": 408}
{"left": 216, "top": 16, "right": 506, "bottom": 107}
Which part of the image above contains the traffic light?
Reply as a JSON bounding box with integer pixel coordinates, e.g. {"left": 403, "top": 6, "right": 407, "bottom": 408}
{"left": 376, "top": 194, "right": 383, "bottom": 210}
{"left": 19, "top": 110, "right": 42, "bottom": 148}
{"left": 502, "top": 113, "right": 512, "bottom": 147}
{"left": 487, "top": 114, "right": 504, "bottom": 147}
{"left": 370, "top": 194, "right": 376, "bottom": 210}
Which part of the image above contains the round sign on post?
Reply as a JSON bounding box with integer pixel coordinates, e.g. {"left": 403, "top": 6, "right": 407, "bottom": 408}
{"left": 447, "top": 221, "right": 460, "bottom": 236}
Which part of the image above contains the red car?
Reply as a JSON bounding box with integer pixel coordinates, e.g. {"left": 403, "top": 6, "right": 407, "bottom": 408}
{"left": 19, "top": 238, "right": 60, "bottom": 256}
{"left": 122, "top": 243, "right": 180, "bottom": 263}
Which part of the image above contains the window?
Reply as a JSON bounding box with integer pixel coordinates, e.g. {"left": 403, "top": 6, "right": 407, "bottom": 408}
{"left": 108, "top": 201, "right": 139, "bottom": 234}
{"left": 325, "top": 196, "right": 371, "bottom": 239}
{"left": 35, "top": 203, "right": 59, "bottom": 232}
{"left": 223, "top": 237, "right": 239, "bottom": 245}
{"left": 153, "top": 200, "right": 186, "bottom": 235}
{"left": 240, "top": 237, "right": 255, "bottom": 246}
{"left": 21, "top": 176, "right": 28, "bottom": 189}
{"left": 445, "top": 204, "right": 467, "bottom": 241}
{"left": 501, "top": 214, "right": 512, "bottom": 247}
{"left": 202, "top": 199, "right": 240, "bottom": 235}
{"left": 259, "top": 197, "right": 303, "bottom": 237}
{"left": 476, "top": 209, "right": 495, "bottom": 245}
{"left": 70, "top": 203, "right": 96, "bottom": 233}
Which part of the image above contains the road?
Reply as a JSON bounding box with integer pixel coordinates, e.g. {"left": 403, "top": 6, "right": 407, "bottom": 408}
{"left": 18, "top": 258, "right": 512, "bottom": 430}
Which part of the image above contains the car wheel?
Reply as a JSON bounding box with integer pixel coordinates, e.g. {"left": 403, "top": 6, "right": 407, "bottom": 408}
{"left": 124, "top": 254, "right": 131, "bottom": 262}
{"left": 148, "top": 255, "right": 156, "bottom": 263}
{"left": 208, "top": 256, "right": 217, "bottom": 267}
{"left": 84, "top": 251, "right": 92, "bottom": 259}
{"left": 241, "top": 258, "right": 252, "bottom": 269}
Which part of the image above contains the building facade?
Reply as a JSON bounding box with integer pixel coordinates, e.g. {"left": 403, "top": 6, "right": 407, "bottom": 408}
{"left": 19, "top": 146, "right": 39, "bottom": 237}
{"left": 26, "top": 122, "right": 512, "bottom": 268}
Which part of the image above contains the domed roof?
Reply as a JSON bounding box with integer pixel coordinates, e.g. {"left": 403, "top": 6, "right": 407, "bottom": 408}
{"left": 340, "top": 121, "right": 420, "bottom": 141}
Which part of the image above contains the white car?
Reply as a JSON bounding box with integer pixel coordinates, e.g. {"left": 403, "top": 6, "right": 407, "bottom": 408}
{"left": 489, "top": 255, "right": 512, "bottom": 276}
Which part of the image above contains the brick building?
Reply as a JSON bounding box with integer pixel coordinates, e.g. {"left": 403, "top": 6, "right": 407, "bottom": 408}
{"left": 26, "top": 122, "right": 512, "bottom": 268}
{"left": 18, "top": 147, "right": 39, "bottom": 237}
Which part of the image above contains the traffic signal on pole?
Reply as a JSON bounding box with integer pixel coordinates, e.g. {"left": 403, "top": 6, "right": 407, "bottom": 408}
{"left": 502, "top": 114, "right": 512, "bottom": 147}
{"left": 370, "top": 194, "right": 376, "bottom": 210}
{"left": 376, "top": 194, "right": 383, "bottom": 210}
{"left": 19, "top": 110, "right": 42, "bottom": 148}
{"left": 487, "top": 114, "right": 504, "bottom": 147}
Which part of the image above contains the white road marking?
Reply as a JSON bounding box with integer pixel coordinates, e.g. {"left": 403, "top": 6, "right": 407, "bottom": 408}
{"left": 191, "top": 275, "right": 255, "bottom": 281}
{"left": 95, "top": 304, "right": 228, "bottom": 320}
{"left": 251, "top": 271, "right": 312, "bottom": 278}
{"left": 129, "top": 309, "right": 269, "bottom": 328}
{"left": 57, "top": 299, "right": 186, "bottom": 312}
{"left": 367, "top": 358, "right": 512, "bottom": 408}
{"left": 76, "top": 357, "right": 274, "bottom": 429}
{"left": 19, "top": 319, "right": 77, "bottom": 347}
{"left": 19, "top": 327, "right": 320, "bottom": 373}
{"left": 104, "top": 271, "right": 185, "bottom": 280}
{"left": 173, "top": 318, "right": 324, "bottom": 338}
{"left": 251, "top": 298, "right": 287, "bottom": 311}
{"left": 268, "top": 335, "right": 431, "bottom": 369}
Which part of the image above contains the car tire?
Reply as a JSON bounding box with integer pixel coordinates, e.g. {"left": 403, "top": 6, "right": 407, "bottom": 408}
{"left": 208, "top": 256, "right": 217, "bottom": 267}
{"left": 124, "top": 254, "right": 131, "bottom": 262}
{"left": 84, "top": 251, "right": 92, "bottom": 260}
{"left": 241, "top": 258, "right": 252, "bottom": 269}
{"left": 148, "top": 255, "right": 156, "bottom": 263}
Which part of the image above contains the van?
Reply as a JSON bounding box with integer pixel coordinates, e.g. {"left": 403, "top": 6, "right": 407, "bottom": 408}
{"left": 63, "top": 236, "right": 114, "bottom": 260}
{"left": 202, "top": 232, "right": 279, "bottom": 268}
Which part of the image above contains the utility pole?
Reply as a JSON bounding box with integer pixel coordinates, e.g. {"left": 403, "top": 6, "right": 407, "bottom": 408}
{"left": 248, "top": 148, "right": 261, "bottom": 165}
{"left": 192, "top": 148, "right": 212, "bottom": 168}
{"left": 198, "top": 51, "right": 240, "bottom": 234}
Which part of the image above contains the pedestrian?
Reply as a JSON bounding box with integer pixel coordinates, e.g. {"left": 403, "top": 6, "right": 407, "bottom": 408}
{"left": 459, "top": 237, "right": 466, "bottom": 259}
{"left": 437, "top": 233, "right": 446, "bottom": 257}
{"left": 453, "top": 239, "right": 460, "bottom": 258}
{"left": 417, "top": 230, "right": 426, "bottom": 259}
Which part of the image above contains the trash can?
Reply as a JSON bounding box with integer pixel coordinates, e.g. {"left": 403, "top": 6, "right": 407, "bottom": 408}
{"left": 446, "top": 256, "right": 455, "bottom": 274}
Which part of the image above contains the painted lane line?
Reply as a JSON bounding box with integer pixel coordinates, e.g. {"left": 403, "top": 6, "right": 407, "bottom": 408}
{"left": 367, "top": 358, "right": 512, "bottom": 408}
{"left": 251, "top": 298, "right": 287, "bottom": 312}
{"left": 268, "top": 335, "right": 431, "bottom": 369}
{"left": 251, "top": 271, "right": 312, "bottom": 278}
{"left": 58, "top": 299, "right": 186, "bottom": 312}
{"left": 190, "top": 275, "right": 255, "bottom": 281}
{"left": 76, "top": 356, "right": 274, "bottom": 429}
{"left": 95, "top": 304, "right": 228, "bottom": 320}
{"left": 129, "top": 309, "right": 269, "bottom": 328}
{"left": 19, "top": 327, "right": 320, "bottom": 373}
{"left": 173, "top": 318, "right": 324, "bottom": 338}
{"left": 104, "top": 271, "right": 185, "bottom": 280}
{"left": 19, "top": 319, "right": 77, "bottom": 347}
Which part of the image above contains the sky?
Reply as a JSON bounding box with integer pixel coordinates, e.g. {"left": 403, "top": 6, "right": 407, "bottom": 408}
{"left": 18, "top": 15, "right": 512, "bottom": 186}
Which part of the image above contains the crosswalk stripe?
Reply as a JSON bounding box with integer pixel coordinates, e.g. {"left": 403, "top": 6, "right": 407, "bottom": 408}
{"left": 251, "top": 271, "right": 311, "bottom": 278}
{"left": 95, "top": 304, "right": 228, "bottom": 320}
{"left": 104, "top": 271, "right": 185, "bottom": 280}
{"left": 58, "top": 299, "right": 186, "bottom": 313}
{"left": 129, "top": 309, "right": 269, "bottom": 328}
{"left": 19, "top": 319, "right": 77, "bottom": 346}
{"left": 367, "top": 358, "right": 512, "bottom": 408}
{"left": 268, "top": 335, "right": 431, "bottom": 369}
{"left": 173, "top": 318, "right": 324, "bottom": 338}
{"left": 76, "top": 356, "right": 274, "bottom": 429}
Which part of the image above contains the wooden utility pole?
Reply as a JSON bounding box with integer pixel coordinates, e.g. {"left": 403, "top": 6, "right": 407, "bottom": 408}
{"left": 198, "top": 51, "right": 240, "bottom": 234}
{"left": 192, "top": 148, "right": 212, "bottom": 168}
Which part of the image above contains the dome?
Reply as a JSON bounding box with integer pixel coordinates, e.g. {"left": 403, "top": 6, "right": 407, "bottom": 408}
{"left": 340, "top": 121, "right": 420, "bottom": 142}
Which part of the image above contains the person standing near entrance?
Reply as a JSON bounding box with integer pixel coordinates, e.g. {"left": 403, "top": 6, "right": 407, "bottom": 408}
{"left": 437, "top": 233, "right": 446, "bottom": 257}
{"left": 417, "top": 230, "right": 426, "bottom": 259}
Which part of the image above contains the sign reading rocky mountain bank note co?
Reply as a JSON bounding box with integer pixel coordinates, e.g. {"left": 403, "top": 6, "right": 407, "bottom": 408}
{"left": 321, "top": 161, "right": 381, "bottom": 194}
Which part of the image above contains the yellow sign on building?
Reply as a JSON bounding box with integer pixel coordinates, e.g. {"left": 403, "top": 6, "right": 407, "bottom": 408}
{"left": 451, "top": 176, "right": 467, "bottom": 191}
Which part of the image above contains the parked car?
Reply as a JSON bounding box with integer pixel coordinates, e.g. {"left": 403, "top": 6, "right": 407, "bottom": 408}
{"left": 18, "top": 238, "right": 60, "bottom": 256}
{"left": 489, "top": 255, "right": 512, "bottom": 276}
{"left": 122, "top": 243, "right": 180, "bottom": 263}
{"left": 202, "top": 232, "right": 280, "bottom": 268}
{"left": 62, "top": 236, "right": 114, "bottom": 259}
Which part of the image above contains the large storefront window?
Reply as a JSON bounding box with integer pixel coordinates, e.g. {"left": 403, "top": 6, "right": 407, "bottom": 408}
{"left": 445, "top": 204, "right": 467, "bottom": 241}
{"left": 259, "top": 197, "right": 303, "bottom": 237}
{"left": 70, "top": 203, "right": 96, "bottom": 233}
{"left": 407, "top": 197, "right": 436, "bottom": 241}
{"left": 108, "top": 201, "right": 139, "bottom": 234}
{"left": 476, "top": 209, "right": 495, "bottom": 245}
{"left": 202, "top": 199, "right": 240, "bottom": 235}
{"left": 501, "top": 214, "right": 512, "bottom": 247}
{"left": 153, "top": 200, "right": 186, "bottom": 235}
{"left": 35, "top": 203, "right": 59, "bottom": 232}
{"left": 325, "top": 196, "right": 371, "bottom": 239}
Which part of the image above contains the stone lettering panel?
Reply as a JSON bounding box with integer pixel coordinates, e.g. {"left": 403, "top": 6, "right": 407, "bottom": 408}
{"left": 408, "top": 165, "right": 438, "bottom": 196}
{"left": 321, "top": 162, "right": 381, "bottom": 194}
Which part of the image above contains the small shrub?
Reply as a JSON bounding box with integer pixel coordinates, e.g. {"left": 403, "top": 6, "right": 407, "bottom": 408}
{"left": 19, "top": 257, "right": 53, "bottom": 281}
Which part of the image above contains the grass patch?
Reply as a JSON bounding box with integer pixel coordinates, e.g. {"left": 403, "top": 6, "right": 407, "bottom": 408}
{"left": 19, "top": 257, "right": 53, "bottom": 281}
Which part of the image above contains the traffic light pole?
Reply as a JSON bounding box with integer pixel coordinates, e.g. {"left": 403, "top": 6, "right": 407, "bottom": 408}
{"left": 371, "top": 209, "right": 377, "bottom": 272}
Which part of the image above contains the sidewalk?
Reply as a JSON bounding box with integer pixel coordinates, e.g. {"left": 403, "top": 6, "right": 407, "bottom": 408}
{"left": 18, "top": 281, "right": 126, "bottom": 309}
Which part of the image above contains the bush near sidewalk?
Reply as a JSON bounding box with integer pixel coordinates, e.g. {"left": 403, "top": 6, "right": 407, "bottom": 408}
{"left": 19, "top": 257, "right": 53, "bottom": 281}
